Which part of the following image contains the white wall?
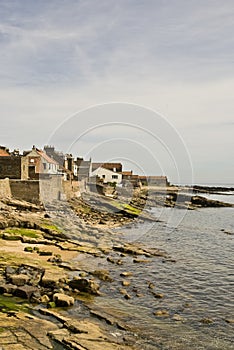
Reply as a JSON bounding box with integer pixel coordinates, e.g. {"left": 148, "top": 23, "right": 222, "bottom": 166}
{"left": 91, "top": 167, "right": 122, "bottom": 184}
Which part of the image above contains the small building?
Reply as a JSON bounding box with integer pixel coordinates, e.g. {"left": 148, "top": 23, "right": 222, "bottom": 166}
{"left": 91, "top": 166, "right": 122, "bottom": 185}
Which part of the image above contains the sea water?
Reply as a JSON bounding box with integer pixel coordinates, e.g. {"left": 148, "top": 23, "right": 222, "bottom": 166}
{"left": 69, "top": 190, "right": 234, "bottom": 349}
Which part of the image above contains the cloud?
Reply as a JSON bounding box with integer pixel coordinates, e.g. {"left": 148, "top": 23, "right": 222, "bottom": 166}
{"left": 0, "top": 0, "right": 233, "bottom": 183}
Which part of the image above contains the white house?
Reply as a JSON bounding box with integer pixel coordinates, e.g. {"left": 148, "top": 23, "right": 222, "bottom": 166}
{"left": 91, "top": 166, "right": 122, "bottom": 185}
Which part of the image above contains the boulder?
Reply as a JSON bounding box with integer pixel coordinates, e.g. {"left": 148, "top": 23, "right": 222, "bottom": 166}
{"left": 53, "top": 293, "right": 74, "bottom": 307}
{"left": 10, "top": 274, "right": 30, "bottom": 286}
{"left": 69, "top": 278, "right": 100, "bottom": 295}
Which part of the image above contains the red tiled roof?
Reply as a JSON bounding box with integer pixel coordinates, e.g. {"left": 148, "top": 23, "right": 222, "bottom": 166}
{"left": 0, "top": 147, "right": 10, "bottom": 157}
{"left": 0, "top": 149, "right": 10, "bottom": 156}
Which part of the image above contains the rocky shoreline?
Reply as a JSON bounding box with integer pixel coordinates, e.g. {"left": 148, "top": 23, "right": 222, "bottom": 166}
{"left": 0, "top": 187, "right": 233, "bottom": 349}
{"left": 0, "top": 195, "right": 168, "bottom": 349}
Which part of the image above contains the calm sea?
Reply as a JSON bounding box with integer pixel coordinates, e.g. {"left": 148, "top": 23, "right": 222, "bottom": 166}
{"left": 64, "top": 188, "right": 234, "bottom": 349}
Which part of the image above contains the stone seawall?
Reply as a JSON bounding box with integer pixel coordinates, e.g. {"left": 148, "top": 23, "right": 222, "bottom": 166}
{"left": 10, "top": 180, "right": 40, "bottom": 204}
{"left": 0, "top": 178, "right": 11, "bottom": 198}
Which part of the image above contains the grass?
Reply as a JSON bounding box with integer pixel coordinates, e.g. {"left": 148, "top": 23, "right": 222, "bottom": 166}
{"left": 40, "top": 221, "right": 62, "bottom": 232}
{"left": 4, "top": 228, "right": 42, "bottom": 238}
{"left": 0, "top": 295, "right": 30, "bottom": 314}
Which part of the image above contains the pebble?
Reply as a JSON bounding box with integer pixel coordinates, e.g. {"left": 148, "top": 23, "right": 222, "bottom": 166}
{"left": 122, "top": 280, "right": 131, "bottom": 287}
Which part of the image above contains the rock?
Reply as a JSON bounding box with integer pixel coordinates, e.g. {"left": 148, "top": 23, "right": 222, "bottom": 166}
{"left": 124, "top": 293, "right": 131, "bottom": 300}
{"left": 151, "top": 292, "right": 164, "bottom": 298}
{"left": 119, "top": 288, "right": 128, "bottom": 295}
{"left": 40, "top": 294, "right": 50, "bottom": 304}
{"left": 172, "top": 314, "right": 184, "bottom": 321}
{"left": 92, "top": 270, "right": 113, "bottom": 282}
{"left": 41, "top": 273, "right": 59, "bottom": 288}
{"left": 24, "top": 246, "right": 33, "bottom": 252}
{"left": 0, "top": 283, "right": 17, "bottom": 295}
{"left": 120, "top": 272, "right": 133, "bottom": 277}
{"left": 14, "top": 285, "right": 38, "bottom": 299}
{"left": 136, "top": 293, "right": 143, "bottom": 297}
{"left": 225, "top": 318, "right": 234, "bottom": 324}
{"left": 154, "top": 309, "right": 169, "bottom": 317}
{"left": 133, "top": 259, "right": 148, "bottom": 263}
{"left": 53, "top": 293, "right": 74, "bottom": 307}
{"left": 5, "top": 266, "right": 16, "bottom": 277}
{"left": 10, "top": 274, "right": 30, "bottom": 286}
{"left": 200, "top": 317, "right": 213, "bottom": 324}
{"left": 69, "top": 278, "right": 100, "bottom": 295}
{"left": 148, "top": 282, "right": 155, "bottom": 289}
{"left": 38, "top": 250, "right": 53, "bottom": 256}
{"left": 79, "top": 272, "right": 87, "bottom": 277}
{"left": 122, "top": 281, "right": 131, "bottom": 287}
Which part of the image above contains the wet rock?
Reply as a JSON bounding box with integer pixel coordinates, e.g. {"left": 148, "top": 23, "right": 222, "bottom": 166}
{"left": 14, "top": 285, "right": 37, "bottom": 299}
{"left": 200, "top": 317, "right": 214, "bottom": 324}
{"left": 124, "top": 293, "right": 131, "bottom": 300}
{"left": 225, "top": 318, "right": 234, "bottom": 324}
{"left": 154, "top": 309, "right": 169, "bottom": 317}
{"left": 92, "top": 270, "right": 113, "bottom": 282}
{"left": 133, "top": 259, "right": 148, "bottom": 263}
{"left": 53, "top": 293, "right": 74, "bottom": 307}
{"left": 69, "top": 278, "right": 100, "bottom": 295}
{"left": 151, "top": 292, "right": 164, "bottom": 298}
{"left": 148, "top": 282, "right": 155, "bottom": 289}
{"left": 120, "top": 272, "right": 133, "bottom": 277}
{"left": 119, "top": 288, "right": 128, "bottom": 295}
{"left": 122, "top": 281, "right": 131, "bottom": 287}
{"left": 172, "top": 314, "right": 184, "bottom": 321}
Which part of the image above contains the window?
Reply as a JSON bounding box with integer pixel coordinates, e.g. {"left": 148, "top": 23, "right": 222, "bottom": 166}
{"left": 112, "top": 175, "right": 118, "bottom": 179}
{"left": 102, "top": 175, "right": 105, "bottom": 179}
{"left": 43, "top": 163, "right": 46, "bottom": 170}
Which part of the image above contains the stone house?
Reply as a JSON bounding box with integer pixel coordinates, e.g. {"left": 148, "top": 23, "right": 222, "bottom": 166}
{"left": 23, "top": 146, "right": 59, "bottom": 179}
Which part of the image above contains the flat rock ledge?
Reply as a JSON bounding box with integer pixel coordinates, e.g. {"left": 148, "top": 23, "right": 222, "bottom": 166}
{"left": 0, "top": 308, "right": 137, "bottom": 350}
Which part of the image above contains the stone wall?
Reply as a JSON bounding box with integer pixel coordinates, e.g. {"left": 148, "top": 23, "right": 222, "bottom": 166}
{"left": 0, "top": 157, "right": 21, "bottom": 179}
{"left": 10, "top": 180, "right": 40, "bottom": 204}
{"left": 0, "top": 178, "right": 11, "bottom": 198}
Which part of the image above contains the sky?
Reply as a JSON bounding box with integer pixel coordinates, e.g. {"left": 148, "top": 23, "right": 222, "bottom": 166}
{"left": 0, "top": 0, "right": 233, "bottom": 184}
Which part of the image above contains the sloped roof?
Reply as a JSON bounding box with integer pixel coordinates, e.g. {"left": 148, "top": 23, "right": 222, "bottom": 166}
{"left": 0, "top": 149, "right": 10, "bottom": 157}
{"left": 37, "top": 149, "right": 59, "bottom": 165}
{"left": 92, "top": 162, "right": 122, "bottom": 172}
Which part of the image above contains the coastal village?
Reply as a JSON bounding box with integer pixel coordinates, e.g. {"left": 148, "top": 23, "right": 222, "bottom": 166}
{"left": 0, "top": 145, "right": 233, "bottom": 350}
{"left": 0, "top": 144, "right": 169, "bottom": 205}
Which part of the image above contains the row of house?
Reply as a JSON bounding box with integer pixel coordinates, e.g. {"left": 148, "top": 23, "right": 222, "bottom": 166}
{"left": 0, "top": 145, "right": 169, "bottom": 188}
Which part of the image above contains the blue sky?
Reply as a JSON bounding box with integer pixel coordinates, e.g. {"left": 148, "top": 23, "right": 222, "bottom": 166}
{"left": 0, "top": 0, "right": 233, "bottom": 183}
